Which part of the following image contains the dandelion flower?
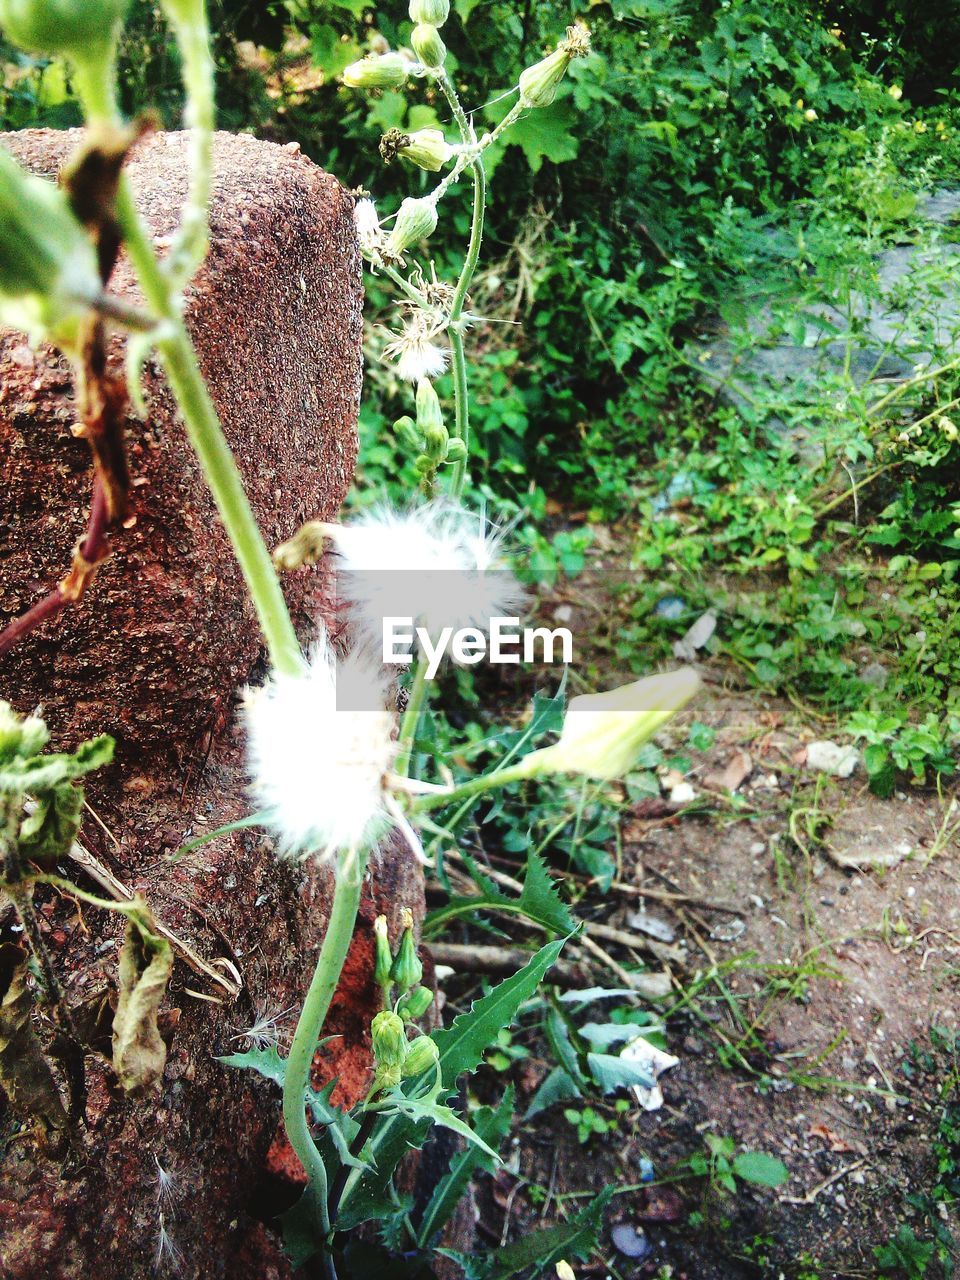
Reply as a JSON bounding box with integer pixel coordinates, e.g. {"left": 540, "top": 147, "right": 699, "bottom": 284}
{"left": 327, "top": 501, "right": 524, "bottom": 645}
{"left": 243, "top": 633, "right": 395, "bottom": 861}
{"left": 383, "top": 313, "right": 449, "bottom": 382}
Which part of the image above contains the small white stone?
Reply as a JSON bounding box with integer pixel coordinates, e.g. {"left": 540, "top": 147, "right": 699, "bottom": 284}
{"left": 806, "top": 740, "right": 860, "bottom": 778}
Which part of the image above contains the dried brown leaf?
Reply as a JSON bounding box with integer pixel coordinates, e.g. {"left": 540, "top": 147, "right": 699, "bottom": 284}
{"left": 112, "top": 911, "right": 173, "bottom": 1094}
{"left": 0, "top": 943, "right": 68, "bottom": 1133}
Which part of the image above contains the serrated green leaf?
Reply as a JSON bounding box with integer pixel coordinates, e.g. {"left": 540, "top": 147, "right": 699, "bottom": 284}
{"left": 480, "top": 1186, "right": 613, "bottom": 1278}
{"left": 732, "top": 1151, "right": 789, "bottom": 1187}
{"left": 217, "top": 1043, "right": 287, "bottom": 1086}
{"left": 434, "top": 938, "right": 567, "bottom": 1088}
{"left": 425, "top": 850, "right": 572, "bottom": 937}
{"left": 0, "top": 733, "right": 114, "bottom": 795}
{"left": 417, "top": 1087, "right": 514, "bottom": 1247}
{"left": 334, "top": 940, "right": 567, "bottom": 1231}
{"left": 376, "top": 1090, "right": 501, "bottom": 1161}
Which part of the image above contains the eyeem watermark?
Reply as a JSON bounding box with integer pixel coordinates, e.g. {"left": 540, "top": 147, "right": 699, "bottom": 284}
{"left": 384, "top": 615, "right": 574, "bottom": 679}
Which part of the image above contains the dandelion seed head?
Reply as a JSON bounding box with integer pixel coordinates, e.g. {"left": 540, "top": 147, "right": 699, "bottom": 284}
{"left": 329, "top": 502, "right": 524, "bottom": 646}
{"left": 243, "top": 633, "right": 395, "bottom": 861}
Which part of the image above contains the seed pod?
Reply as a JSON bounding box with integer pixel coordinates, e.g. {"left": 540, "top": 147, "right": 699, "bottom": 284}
{"left": 373, "top": 915, "right": 393, "bottom": 992}
{"left": 411, "top": 23, "right": 445, "bottom": 69}
{"left": 518, "top": 22, "right": 591, "bottom": 109}
{"left": 389, "top": 914, "right": 423, "bottom": 994}
{"left": 409, "top": 0, "right": 449, "bottom": 26}
{"left": 0, "top": 0, "right": 131, "bottom": 59}
{"left": 401, "top": 1034, "right": 439, "bottom": 1078}
{"left": 397, "top": 129, "right": 455, "bottom": 172}
{"left": 343, "top": 52, "right": 412, "bottom": 89}
{"left": 398, "top": 984, "right": 434, "bottom": 1020}
{"left": 0, "top": 150, "right": 101, "bottom": 348}
{"left": 393, "top": 415, "right": 423, "bottom": 450}
{"left": 385, "top": 196, "right": 438, "bottom": 257}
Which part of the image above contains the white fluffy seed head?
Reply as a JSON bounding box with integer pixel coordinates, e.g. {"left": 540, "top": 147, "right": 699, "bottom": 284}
{"left": 328, "top": 501, "right": 524, "bottom": 646}
{"left": 243, "top": 634, "right": 396, "bottom": 861}
{"left": 383, "top": 311, "right": 449, "bottom": 382}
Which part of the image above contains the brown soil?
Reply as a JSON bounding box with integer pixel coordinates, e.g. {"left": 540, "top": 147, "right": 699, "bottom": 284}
{"left": 457, "top": 685, "right": 959, "bottom": 1280}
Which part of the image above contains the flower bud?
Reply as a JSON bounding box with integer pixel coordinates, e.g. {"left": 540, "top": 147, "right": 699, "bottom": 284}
{"left": 517, "top": 668, "right": 701, "bottom": 781}
{"left": 371, "top": 1010, "right": 407, "bottom": 1069}
{"left": 382, "top": 127, "right": 454, "bottom": 172}
{"left": 0, "top": 150, "right": 101, "bottom": 348}
{"left": 0, "top": 0, "right": 131, "bottom": 61}
{"left": 401, "top": 1034, "right": 439, "bottom": 1078}
{"left": 444, "top": 438, "right": 467, "bottom": 464}
{"left": 393, "top": 415, "right": 423, "bottom": 450}
{"left": 409, "top": 0, "right": 449, "bottom": 25}
{"left": 398, "top": 984, "right": 434, "bottom": 1020}
{"left": 411, "top": 23, "right": 445, "bottom": 69}
{"left": 415, "top": 378, "right": 443, "bottom": 436}
{"left": 343, "top": 52, "right": 412, "bottom": 89}
{"left": 386, "top": 196, "right": 438, "bottom": 258}
{"left": 424, "top": 421, "right": 448, "bottom": 460}
{"left": 373, "top": 915, "right": 393, "bottom": 991}
{"left": 0, "top": 700, "right": 49, "bottom": 763}
{"left": 518, "top": 22, "right": 590, "bottom": 109}
{"left": 389, "top": 910, "right": 423, "bottom": 993}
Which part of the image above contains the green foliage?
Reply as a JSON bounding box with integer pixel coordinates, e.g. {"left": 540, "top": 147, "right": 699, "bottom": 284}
{"left": 686, "top": 1133, "right": 789, "bottom": 1196}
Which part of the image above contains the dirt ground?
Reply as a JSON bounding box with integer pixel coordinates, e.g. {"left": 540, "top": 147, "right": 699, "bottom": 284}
{"left": 457, "top": 685, "right": 960, "bottom": 1280}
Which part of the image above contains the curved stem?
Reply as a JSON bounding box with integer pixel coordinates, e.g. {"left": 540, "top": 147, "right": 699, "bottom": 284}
{"left": 281, "top": 850, "right": 367, "bottom": 1258}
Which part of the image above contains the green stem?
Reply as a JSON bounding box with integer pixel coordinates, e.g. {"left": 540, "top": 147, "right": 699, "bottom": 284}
{"left": 395, "top": 659, "right": 430, "bottom": 778}
{"left": 411, "top": 760, "right": 532, "bottom": 813}
{"left": 72, "top": 14, "right": 301, "bottom": 677}
{"left": 281, "top": 850, "right": 367, "bottom": 1256}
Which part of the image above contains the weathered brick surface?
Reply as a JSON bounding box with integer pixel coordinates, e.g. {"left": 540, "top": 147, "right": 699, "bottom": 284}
{"left": 0, "top": 130, "right": 424, "bottom": 1280}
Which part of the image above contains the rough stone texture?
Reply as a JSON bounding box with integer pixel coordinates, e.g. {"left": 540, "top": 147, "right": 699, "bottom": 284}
{"left": 0, "top": 130, "right": 425, "bottom": 1278}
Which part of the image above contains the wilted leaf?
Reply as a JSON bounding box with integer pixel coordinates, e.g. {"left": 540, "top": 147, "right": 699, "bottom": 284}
{"left": 112, "top": 911, "right": 173, "bottom": 1094}
{"left": 0, "top": 943, "right": 68, "bottom": 1133}
{"left": 18, "top": 783, "right": 83, "bottom": 866}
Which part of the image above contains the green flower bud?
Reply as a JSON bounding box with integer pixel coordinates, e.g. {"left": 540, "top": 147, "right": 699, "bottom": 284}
{"left": 414, "top": 455, "right": 436, "bottom": 476}
{"left": 373, "top": 914, "right": 393, "bottom": 991}
{"left": 424, "top": 421, "right": 448, "bottom": 460}
{"left": 0, "top": 0, "right": 131, "bottom": 61}
{"left": 411, "top": 23, "right": 445, "bottom": 69}
{"left": 398, "top": 985, "right": 434, "bottom": 1020}
{"left": 0, "top": 150, "right": 101, "bottom": 349}
{"left": 444, "top": 438, "right": 467, "bottom": 464}
{"left": 401, "top": 1034, "right": 439, "bottom": 1078}
{"left": 389, "top": 910, "right": 423, "bottom": 994}
{"left": 415, "top": 378, "right": 443, "bottom": 436}
{"left": 516, "top": 668, "right": 700, "bottom": 782}
{"left": 518, "top": 21, "right": 591, "bottom": 109}
{"left": 409, "top": 0, "right": 449, "bottom": 25}
{"left": 385, "top": 196, "right": 438, "bottom": 258}
{"left": 371, "top": 1010, "right": 407, "bottom": 1069}
{"left": 343, "top": 51, "right": 412, "bottom": 89}
{"left": 393, "top": 414, "right": 423, "bottom": 450}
